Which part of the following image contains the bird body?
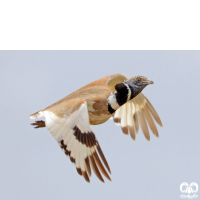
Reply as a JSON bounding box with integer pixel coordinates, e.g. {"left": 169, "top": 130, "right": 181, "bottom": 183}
{"left": 30, "top": 73, "right": 162, "bottom": 183}
{"left": 32, "top": 74, "right": 115, "bottom": 125}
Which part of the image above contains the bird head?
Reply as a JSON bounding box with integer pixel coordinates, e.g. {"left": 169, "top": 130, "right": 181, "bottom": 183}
{"left": 126, "top": 76, "right": 154, "bottom": 94}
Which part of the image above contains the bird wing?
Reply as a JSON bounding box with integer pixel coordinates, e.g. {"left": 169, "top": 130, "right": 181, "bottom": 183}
{"left": 106, "top": 74, "right": 128, "bottom": 91}
{"left": 31, "top": 98, "right": 111, "bottom": 182}
{"left": 113, "top": 93, "right": 162, "bottom": 140}
{"left": 106, "top": 74, "right": 162, "bottom": 141}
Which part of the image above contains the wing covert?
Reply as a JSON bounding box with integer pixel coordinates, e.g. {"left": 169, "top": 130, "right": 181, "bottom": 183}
{"left": 106, "top": 74, "right": 128, "bottom": 91}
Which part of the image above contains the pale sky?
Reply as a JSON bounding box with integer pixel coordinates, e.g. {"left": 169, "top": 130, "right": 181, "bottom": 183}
{"left": 1, "top": 51, "right": 200, "bottom": 200}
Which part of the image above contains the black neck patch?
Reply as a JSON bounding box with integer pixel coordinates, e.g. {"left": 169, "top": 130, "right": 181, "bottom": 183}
{"left": 129, "top": 86, "right": 134, "bottom": 100}
{"left": 108, "top": 103, "right": 116, "bottom": 114}
{"left": 115, "top": 82, "right": 129, "bottom": 106}
{"left": 129, "top": 86, "right": 141, "bottom": 100}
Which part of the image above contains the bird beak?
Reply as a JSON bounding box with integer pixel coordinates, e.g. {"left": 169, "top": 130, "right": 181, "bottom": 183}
{"left": 142, "top": 79, "right": 154, "bottom": 85}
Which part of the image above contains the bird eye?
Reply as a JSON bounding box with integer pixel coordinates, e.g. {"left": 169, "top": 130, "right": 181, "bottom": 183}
{"left": 136, "top": 77, "right": 141, "bottom": 82}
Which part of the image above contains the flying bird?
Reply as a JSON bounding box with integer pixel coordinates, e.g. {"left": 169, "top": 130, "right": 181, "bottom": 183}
{"left": 30, "top": 74, "right": 162, "bottom": 182}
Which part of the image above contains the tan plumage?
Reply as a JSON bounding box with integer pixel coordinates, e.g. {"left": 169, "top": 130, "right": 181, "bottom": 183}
{"left": 30, "top": 74, "right": 162, "bottom": 182}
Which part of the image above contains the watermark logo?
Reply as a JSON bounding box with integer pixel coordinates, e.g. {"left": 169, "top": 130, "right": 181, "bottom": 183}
{"left": 180, "top": 182, "right": 198, "bottom": 199}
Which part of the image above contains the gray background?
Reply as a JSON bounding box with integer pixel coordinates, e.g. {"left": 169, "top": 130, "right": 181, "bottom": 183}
{"left": 1, "top": 51, "right": 199, "bottom": 200}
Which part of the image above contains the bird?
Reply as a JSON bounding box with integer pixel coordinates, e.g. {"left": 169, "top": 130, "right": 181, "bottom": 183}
{"left": 30, "top": 73, "right": 162, "bottom": 183}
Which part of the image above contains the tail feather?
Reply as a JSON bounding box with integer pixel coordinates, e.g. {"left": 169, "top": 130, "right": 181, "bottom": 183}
{"left": 30, "top": 111, "right": 43, "bottom": 119}
{"left": 31, "top": 120, "right": 46, "bottom": 128}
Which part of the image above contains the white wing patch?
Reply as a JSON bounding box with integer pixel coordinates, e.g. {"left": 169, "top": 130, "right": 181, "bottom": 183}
{"left": 40, "top": 102, "right": 111, "bottom": 182}
{"left": 113, "top": 93, "right": 162, "bottom": 141}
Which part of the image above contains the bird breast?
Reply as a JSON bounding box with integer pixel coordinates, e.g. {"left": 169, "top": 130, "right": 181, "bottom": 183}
{"left": 86, "top": 99, "right": 111, "bottom": 125}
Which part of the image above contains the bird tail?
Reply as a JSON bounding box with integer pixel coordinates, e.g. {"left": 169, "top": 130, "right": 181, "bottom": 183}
{"left": 31, "top": 120, "right": 46, "bottom": 128}
{"left": 30, "top": 111, "right": 45, "bottom": 128}
{"left": 30, "top": 111, "right": 43, "bottom": 119}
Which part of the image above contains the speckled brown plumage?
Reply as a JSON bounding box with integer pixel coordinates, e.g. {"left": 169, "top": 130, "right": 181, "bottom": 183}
{"left": 30, "top": 73, "right": 162, "bottom": 183}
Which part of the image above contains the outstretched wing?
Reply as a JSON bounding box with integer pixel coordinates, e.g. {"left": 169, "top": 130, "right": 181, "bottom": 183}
{"left": 106, "top": 74, "right": 162, "bottom": 140}
{"left": 113, "top": 93, "right": 162, "bottom": 140}
{"left": 30, "top": 98, "right": 111, "bottom": 183}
